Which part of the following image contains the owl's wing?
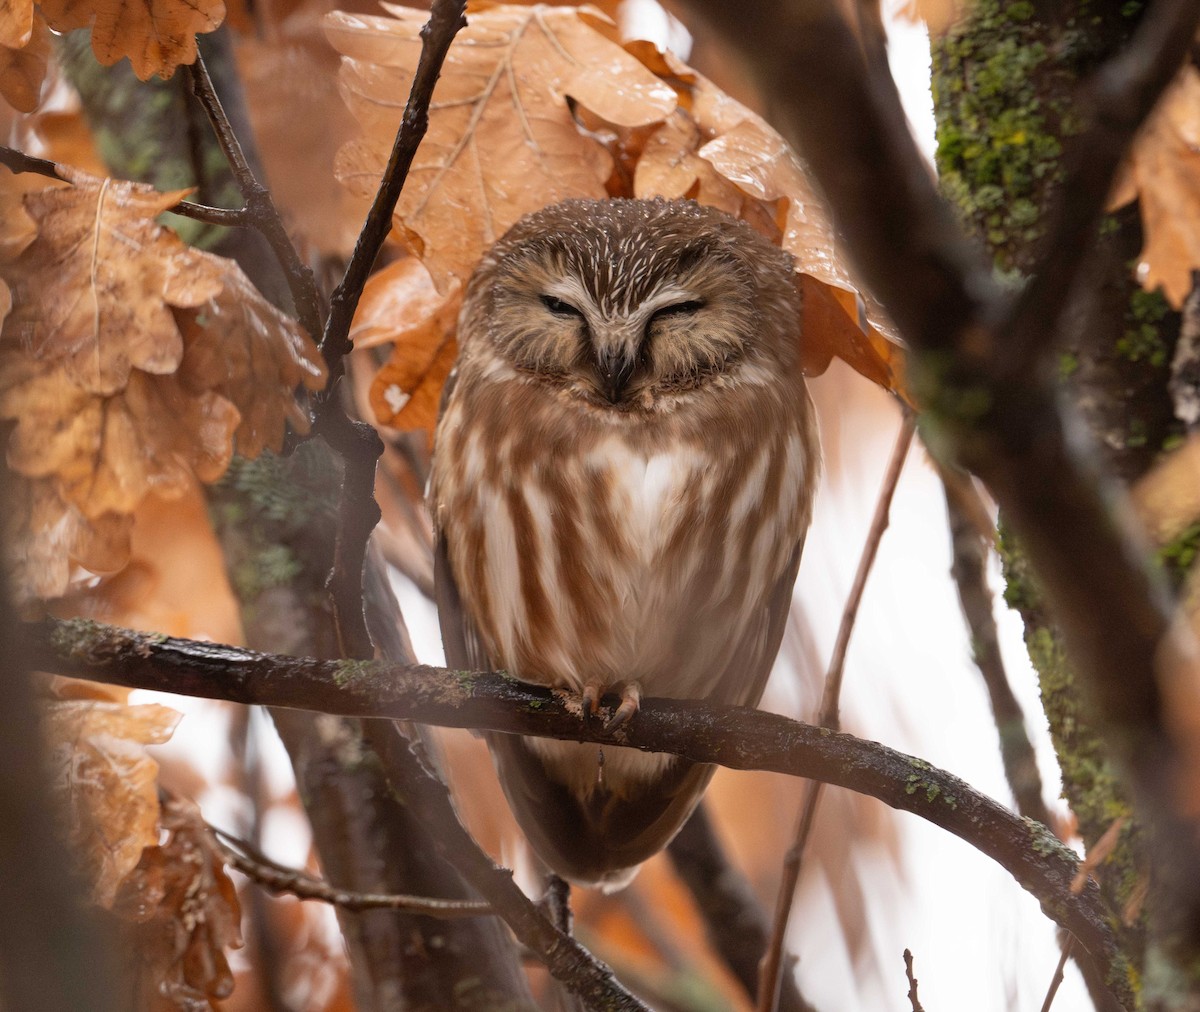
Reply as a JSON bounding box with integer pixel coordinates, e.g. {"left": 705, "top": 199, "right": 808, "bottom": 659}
{"left": 434, "top": 534, "right": 492, "bottom": 674}
{"left": 486, "top": 538, "right": 806, "bottom": 888}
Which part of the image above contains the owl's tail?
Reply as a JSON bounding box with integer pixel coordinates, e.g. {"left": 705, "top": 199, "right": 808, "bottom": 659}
{"left": 486, "top": 731, "right": 714, "bottom": 890}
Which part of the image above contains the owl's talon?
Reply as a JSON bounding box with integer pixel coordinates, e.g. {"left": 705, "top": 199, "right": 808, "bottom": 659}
{"left": 582, "top": 683, "right": 601, "bottom": 716}
{"left": 604, "top": 684, "right": 641, "bottom": 732}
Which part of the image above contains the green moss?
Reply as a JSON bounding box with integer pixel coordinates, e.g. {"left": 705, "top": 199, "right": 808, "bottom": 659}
{"left": 231, "top": 543, "right": 302, "bottom": 602}
{"left": 1158, "top": 521, "right": 1200, "bottom": 580}
{"left": 1058, "top": 350, "right": 1080, "bottom": 378}
{"left": 332, "top": 658, "right": 376, "bottom": 689}
{"left": 1118, "top": 289, "right": 1171, "bottom": 367}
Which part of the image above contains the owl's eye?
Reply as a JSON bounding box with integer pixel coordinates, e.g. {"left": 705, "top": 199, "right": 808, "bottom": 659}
{"left": 540, "top": 295, "right": 584, "bottom": 318}
{"left": 650, "top": 300, "right": 705, "bottom": 323}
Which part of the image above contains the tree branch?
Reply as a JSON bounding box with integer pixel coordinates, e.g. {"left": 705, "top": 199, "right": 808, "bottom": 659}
{"left": 186, "top": 52, "right": 322, "bottom": 340}
{"left": 22, "top": 615, "right": 1133, "bottom": 1010}
{"left": 213, "top": 828, "right": 494, "bottom": 917}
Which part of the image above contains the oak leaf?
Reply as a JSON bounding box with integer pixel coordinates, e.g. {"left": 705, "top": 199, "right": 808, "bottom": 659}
{"left": 1, "top": 167, "right": 324, "bottom": 601}
{"left": 327, "top": 2, "right": 677, "bottom": 290}
{"left": 4, "top": 478, "right": 133, "bottom": 599}
{"left": 1, "top": 165, "right": 223, "bottom": 395}
{"left": 0, "top": 11, "right": 47, "bottom": 112}
{"left": 175, "top": 263, "right": 327, "bottom": 457}
{"left": 351, "top": 258, "right": 461, "bottom": 432}
{"left": 113, "top": 795, "right": 243, "bottom": 1008}
{"left": 0, "top": 0, "right": 32, "bottom": 48}
{"left": 39, "top": 0, "right": 226, "bottom": 81}
{"left": 46, "top": 697, "right": 180, "bottom": 907}
{"left": 1113, "top": 64, "right": 1200, "bottom": 308}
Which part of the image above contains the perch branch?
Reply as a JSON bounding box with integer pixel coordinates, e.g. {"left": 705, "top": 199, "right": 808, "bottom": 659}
{"left": 683, "top": 0, "right": 1200, "bottom": 963}
{"left": 760, "top": 410, "right": 916, "bottom": 1012}
{"left": 213, "top": 828, "right": 494, "bottom": 917}
{"left": 21, "top": 615, "right": 1132, "bottom": 1010}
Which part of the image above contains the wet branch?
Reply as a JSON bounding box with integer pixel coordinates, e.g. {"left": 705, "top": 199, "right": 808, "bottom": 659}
{"left": 23, "top": 614, "right": 1133, "bottom": 1010}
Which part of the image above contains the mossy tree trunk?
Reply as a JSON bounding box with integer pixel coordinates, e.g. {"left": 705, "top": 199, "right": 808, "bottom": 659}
{"left": 931, "top": 0, "right": 1186, "bottom": 996}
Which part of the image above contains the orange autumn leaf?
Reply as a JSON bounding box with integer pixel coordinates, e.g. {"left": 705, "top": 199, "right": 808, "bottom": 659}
{"left": 0, "top": 11, "right": 48, "bottom": 112}
{"left": 333, "top": 5, "right": 906, "bottom": 417}
{"left": 1113, "top": 64, "right": 1200, "bottom": 308}
{"left": 326, "top": 2, "right": 677, "bottom": 290}
{"left": 0, "top": 0, "right": 32, "bottom": 48}
{"left": 113, "top": 795, "right": 243, "bottom": 1008}
{"left": 46, "top": 697, "right": 180, "bottom": 907}
{"left": 175, "top": 265, "right": 326, "bottom": 457}
{"left": 0, "top": 167, "right": 324, "bottom": 601}
{"left": 4, "top": 477, "right": 134, "bottom": 601}
{"left": 39, "top": 0, "right": 225, "bottom": 81}
{"left": 1, "top": 165, "right": 221, "bottom": 395}
{"left": 371, "top": 333, "right": 457, "bottom": 433}
{"left": 351, "top": 257, "right": 462, "bottom": 431}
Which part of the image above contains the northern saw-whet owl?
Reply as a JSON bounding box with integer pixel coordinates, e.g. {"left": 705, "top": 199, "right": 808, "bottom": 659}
{"left": 431, "top": 197, "right": 820, "bottom": 889}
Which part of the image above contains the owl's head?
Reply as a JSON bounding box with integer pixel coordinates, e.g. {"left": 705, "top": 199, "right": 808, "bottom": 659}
{"left": 460, "top": 198, "right": 802, "bottom": 410}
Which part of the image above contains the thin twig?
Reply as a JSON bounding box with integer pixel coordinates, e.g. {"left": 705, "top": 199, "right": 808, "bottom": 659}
{"left": 1040, "top": 935, "right": 1074, "bottom": 1012}
{"left": 170, "top": 200, "right": 251, "bottom": 227}
{"left": 0, "top": 146, "right": 65, "bottom": 181}
{"left": 185, "top": 53, "right": 322, "bottom": 340}
{"left": 213, "top": 828, "right": 494, "bottom": 917}
{"left": 759, "top": 410, "right": 917, "bottom": 1012}
{"left": 668, "top": 805, "right": 816, "bottom": 1012}
{"left": 318, "top": 0, "right": 466, "bottom": 387}
{"left": 940, "top": 464, "right": 1051, "bottom": 827}
{"left": 310, "top": 0, "right": 467, "bottom": 660}
{"left": 903, "top": 949, "right": 925, "bottom": 1012}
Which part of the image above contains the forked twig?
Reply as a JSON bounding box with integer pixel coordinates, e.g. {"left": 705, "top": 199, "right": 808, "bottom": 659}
{"left": 758, "top": 410, "right": 917, "bottom": 1012}
{"left": 904, "top": 948, "right": 925, "bottom": 1012}
{"left": 1040, "top": 935, "right": 1074, "bottom": 1012}
{"left": 214, "top": 827, "right": 494, "bottom": 917}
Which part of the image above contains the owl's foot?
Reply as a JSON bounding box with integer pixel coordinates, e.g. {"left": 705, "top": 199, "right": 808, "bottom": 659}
{"left": 604, "top": 682, "right": 642, "bottom": 732}
{"left": 582, "top": 683, "right": 602, "bottom": 717}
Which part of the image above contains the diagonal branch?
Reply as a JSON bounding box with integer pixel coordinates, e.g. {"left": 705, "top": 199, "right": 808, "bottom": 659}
{"left": 22, "top": 615, "right": 1133, "bottom": 1010}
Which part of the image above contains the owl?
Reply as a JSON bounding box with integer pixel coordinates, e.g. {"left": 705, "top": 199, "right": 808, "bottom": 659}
{"left": 431, "top": 197, "right": 820, "bottom": 889}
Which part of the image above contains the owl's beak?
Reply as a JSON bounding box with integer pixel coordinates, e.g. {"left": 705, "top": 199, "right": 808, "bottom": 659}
{"left": 593, "top": 344, "right": 637, "bottom": 404}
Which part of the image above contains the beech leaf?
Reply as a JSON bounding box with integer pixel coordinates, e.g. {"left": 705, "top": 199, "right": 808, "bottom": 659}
{"left": 0, "top": 0, "right": 32, "bottom": 48}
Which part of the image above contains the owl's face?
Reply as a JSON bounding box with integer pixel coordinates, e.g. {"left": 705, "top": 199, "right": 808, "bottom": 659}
{"left": 464, "top": 198, "right": 800, "bottom": 411}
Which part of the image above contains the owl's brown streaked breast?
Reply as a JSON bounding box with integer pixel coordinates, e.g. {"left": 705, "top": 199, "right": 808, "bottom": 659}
{"left": 432, "top": 365, "right": 816, "bottom": 708}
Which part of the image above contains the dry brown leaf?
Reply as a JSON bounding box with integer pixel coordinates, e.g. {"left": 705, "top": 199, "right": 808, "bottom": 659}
{"left": 236, "top": 0, "right": 369, "bottom": 256}
{"left": 4, "top": 477, "right": 134, "bottom": 601}
{"left": 895, "top": 0, "right": 968, "bottom": 34}
{"left": 0, "top": 165, "right": 38, "bottom": 256}
{"left": 351, "top": 257, "right": 462, "bottom": 432}
{"left": 334, "top": 4, "right": 906, "bottom": 423}
{"left": 114, "top": 794, "right": 243, "bottom": 1008}
{"left": 0, "top": 353, "right": 242, "bottom": 516}
{"left": 27, "top": 108, "right": 109, "bottom": 176}
{"left": 46, "top": 697, "right": 180, "bottom": 907}
{"left": 0, "top": 0, "right": 32, "bottom": 48}
{"left": 1132, "top": 433, "right": 1200, "bottom": 545}
{"left": 39, "top": 0, "right": 225, "bottom": 81}
{"left": 1, "top": 165, "right": 223, "bottom": 395}
{"left": 175, "top": 260, "right": 326, "bottom": 457}
{"left": 1115, "top": 65, "right": 1200, "bottom": 308}
{"left": 327, "top": 2, "right": 677, "bottom": 290}
{"left": 0, "top": 11, "right": 48, "bottom": 112}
